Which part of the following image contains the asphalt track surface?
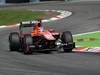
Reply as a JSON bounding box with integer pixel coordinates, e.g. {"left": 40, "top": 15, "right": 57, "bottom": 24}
{"left": 0, "top": 1, "right": 100, "bottom": 75}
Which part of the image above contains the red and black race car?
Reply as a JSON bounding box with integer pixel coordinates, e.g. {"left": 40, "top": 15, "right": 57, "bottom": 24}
{"left": 9, "top": 20, "right": 75, "bottom": 54}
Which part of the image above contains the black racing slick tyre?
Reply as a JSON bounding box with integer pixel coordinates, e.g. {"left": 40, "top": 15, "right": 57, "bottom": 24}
{"left": 23, "top": 34, "right": 33, "bottom": 54}
{"left": 9, "top": 32, "right": 20, "bottom": 51}
{"left": 61, "top": 31, "right": 75, "bottom": 52}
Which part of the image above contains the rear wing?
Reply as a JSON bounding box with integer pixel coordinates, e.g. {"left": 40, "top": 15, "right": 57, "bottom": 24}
{"left": 20, "top": 21, "right": 39, "bottom": 27}
{"left": 19, "top": 21, "right": 40, "bottom": 30}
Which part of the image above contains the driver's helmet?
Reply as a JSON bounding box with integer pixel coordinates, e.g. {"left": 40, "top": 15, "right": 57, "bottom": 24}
{"left": 37, "top": 20, "right": 43, "bottom": 32}
{"left": 38, "top": 22, "right": 41, "bottom": 27}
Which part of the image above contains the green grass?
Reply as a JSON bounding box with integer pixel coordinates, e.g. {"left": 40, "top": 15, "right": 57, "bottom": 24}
{"left": 74, "top": 32, "right": 100, "bottom": 47}
{"left": 0, "top": 10, "right": 48, "bottom": 25}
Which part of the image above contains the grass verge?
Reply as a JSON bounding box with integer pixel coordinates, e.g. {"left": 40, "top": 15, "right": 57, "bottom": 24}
{"left": 0, "top": 10, "right": 59, "bottom": 25}
{"left": 74, "top": 32, "right": 100, "bottom": 47}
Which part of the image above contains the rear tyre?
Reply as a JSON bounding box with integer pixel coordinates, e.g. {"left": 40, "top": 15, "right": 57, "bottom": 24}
{"left": 9, "top": 32, "right": 20, "bottom": 51}
{"left": 23, "top": 34, "right": 33, "bottom": 54}
{"left": 61, "top": 31, "right": 75, "bottom": 52}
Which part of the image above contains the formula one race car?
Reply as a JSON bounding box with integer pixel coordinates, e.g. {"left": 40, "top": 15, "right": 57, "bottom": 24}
{"left": 9, "top": 20, "right": 75, "bottom": 54}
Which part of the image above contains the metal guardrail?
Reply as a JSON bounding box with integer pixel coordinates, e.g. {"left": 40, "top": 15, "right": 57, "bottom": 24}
{"left": 0, "top": 0, "right": 40, "bottom": 4}
{"left": 0, "top": 0, "right": 65, "bottom": 4}
{"left": 0, "top": 1, "right": 65, "bottom": 8}
{"left": 0, "top": 0, "right": 100, "bottom": 8}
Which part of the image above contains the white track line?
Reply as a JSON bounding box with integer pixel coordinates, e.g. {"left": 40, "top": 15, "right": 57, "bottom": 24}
{"left": 73, "top": 31, "right": 100, "bottom": 36}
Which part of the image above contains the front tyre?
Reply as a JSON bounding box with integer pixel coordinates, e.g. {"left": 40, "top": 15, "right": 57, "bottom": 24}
{"left": 9, "top": 32, "right": 20, "bottom": 51}
{"left": 61, "top": 31, "right": 75, "bottom": 52}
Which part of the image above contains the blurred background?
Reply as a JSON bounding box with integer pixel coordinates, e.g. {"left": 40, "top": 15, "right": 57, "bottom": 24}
{"left": 0, "top": 0, "right": 100, "bottom": 4}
